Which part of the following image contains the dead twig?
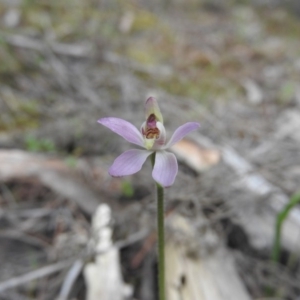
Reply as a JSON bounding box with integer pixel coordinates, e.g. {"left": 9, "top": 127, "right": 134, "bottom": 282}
{"left": 57, "top": 260, "right": 84, "bottom": 300}
{"left": 0, "top": 229, "right": 50, "bottom": 249}
{"left": 0, "top": 259, "right": 73, "bottom": 293}
{"left": 0, "top": 150, "right": 100, "bottom": 215}
{"left": 0, "top": 228, "right": 148, "bottom": 293}
{"left": 2, "top": 33, "right": 93, "bottom": 58}
{"left": 2, "top": 33, "right": 172, "bottom": 78}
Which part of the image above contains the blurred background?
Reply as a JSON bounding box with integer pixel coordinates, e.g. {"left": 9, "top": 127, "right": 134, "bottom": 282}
{"left": 0, "top": 0, "right": 300, "bottom": 299}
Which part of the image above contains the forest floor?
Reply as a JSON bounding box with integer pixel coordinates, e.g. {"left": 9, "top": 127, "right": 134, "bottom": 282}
{"left": 0, "top": 0, "right": 300, "bottom": 299}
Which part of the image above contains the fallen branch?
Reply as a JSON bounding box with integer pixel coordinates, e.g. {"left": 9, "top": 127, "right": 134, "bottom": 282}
{"left": 2, "top": 33, "right": 172, "bottom": 77}
{"left": 221, "top": 145, "right": 300, "bottom": 251}
{"left": 165, "top": 214, "right": 251, "bottom": 300}
{"left": 0, "top": 260, "right": 73, "bottom": 293}
{"left": 84, "top": 204, "right": 130, "bottom": 300}
{"left": 188, "top": 134, "right": 300, "bottom": 253}
{"left": 2, "top": 33, "right": 93, "bottom": 58}
{"left": 57, "top": 260, "right": 84, "bottom": 300}
{"left": 0, "top": 228, "right": 147, "bottom": 293}
{"left": 0, "top": 150, "right": 100, "bottom": 214}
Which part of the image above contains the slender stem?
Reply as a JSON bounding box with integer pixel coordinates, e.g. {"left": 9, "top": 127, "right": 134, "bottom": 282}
{"left": 272, "top": 192, "right": 300, "bottom": 263}
{"left": 151, "top": 153, "right": 165, "bottom": 300}
{"left": 157, "top": 182, "right": 165, "bottom": 300}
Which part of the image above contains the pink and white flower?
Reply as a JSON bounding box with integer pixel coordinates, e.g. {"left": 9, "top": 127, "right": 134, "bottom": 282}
{"left": 98, "top": 97, "right": 200, "bottom": 187}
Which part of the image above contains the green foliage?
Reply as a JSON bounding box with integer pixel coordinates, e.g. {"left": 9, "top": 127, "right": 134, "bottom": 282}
{"left": 264, "top": 9, "right": 300, "bottom": 39}
{"left": 130, "top": 10, "right": 159, "bottom": 32}
{"left": 127, "top": 46, "right": 158, "bottom": 65}
{"left": 278, "top": 81, "right": 296, "bottom": 104}
{"left": 121, "top": 180, "right": 134, "bottom": 198}
{"left": 64, "top": 156, "right": 78, "bottom": 168}
{"left": 0, "top": 39, "right": 20, "bottom": 74}
{"left": 272, "top": 192, "right": 300, "bottom": 263}
{"left": 0, "top": 98, "right": 40, "bottom": 132}
{"left": 25, "top": 136, "right": 56, "bottom": 153}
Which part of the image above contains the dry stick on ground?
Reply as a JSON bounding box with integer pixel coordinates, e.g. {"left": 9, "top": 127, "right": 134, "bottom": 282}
{"left": 221, "top": 145, "right": 300, "bottom": 251}
{"left": 0, "top": 290, "right": 32, "bottom": 300}
{"left": 0, "top": 229, "right": 50, "bottom": 249}
{"left": 165, "top": 213, "right": 251, "bottom": 300}
{"left": 2, "top": 33, "right": 172, "bottom": 78}
{"left": 57, "top": 260, "right": 84, "bottom": 300}
{"left": 191, "top": 134, "right": 300, "bottom": 253}
{"left": 0, "top": 149, "right": 148, "bottom": 296}
{"left": 2, "top": 33, "right": 93, "bottom": 58}
{"left": 84, "top": 204, "right": 131, "bottom": 300}
{"left": 0, "top": 228, "right": 148, "bottom": 294}
{"left": 0, "top": 150, "right": 99, "bottom": 214}
{"left": 0, "top": 259, "right": 73, "bottom": 293}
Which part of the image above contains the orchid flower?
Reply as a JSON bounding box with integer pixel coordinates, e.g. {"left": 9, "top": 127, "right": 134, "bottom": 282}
{"left": 98, "top": 97, "right": 200, "bottom": 187}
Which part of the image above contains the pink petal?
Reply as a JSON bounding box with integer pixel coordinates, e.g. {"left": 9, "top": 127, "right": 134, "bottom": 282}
{"left": 153, "top": 122, "right": 166, "bottom": 148}
{"left": 98, "top": 118, "right": 144, "bottom": 147}
{"left": 109, "top": 149, "right": 152, "bottom": 177}
{"left": 152, "top": 151, "right": 178, "bottom": 187}
{"left": 166, "top": 122, "right": 200, "bottom": 148}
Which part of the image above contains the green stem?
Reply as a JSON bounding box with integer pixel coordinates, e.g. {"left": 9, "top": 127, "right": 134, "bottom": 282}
{"left": 272, "top": 192, "right": 300, "bottom": 263}
{"left": 151, "top": 153, "right": 165, "bottom": 300}
{"left": 157, "top": 182, "right": 165, "bottom": 300}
